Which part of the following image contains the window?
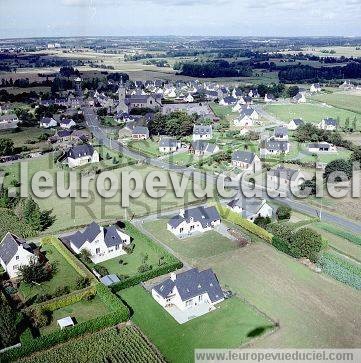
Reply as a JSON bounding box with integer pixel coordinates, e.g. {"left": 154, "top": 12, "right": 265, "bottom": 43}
{"left": 13, "top": 265, "right": 18, "bottom": 270}
{"left": 16, "top": 255, "right": 19, "bottom": 260}
{"left": 115, "top": 245, "right": 119, "bottom": 250}
{"left": 96, "top": 248, "right": 101, "bottom": 254}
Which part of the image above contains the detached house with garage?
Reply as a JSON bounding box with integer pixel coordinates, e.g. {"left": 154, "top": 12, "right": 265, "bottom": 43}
{"left": 64, "top": 222, "right": 131, "bottom": 263}
{"left": 0, "top": 233, "right": 38, "bottom": 278}
{"left": 231, "top": 150, "right": 261, "bottom": 171}
{"left": 152, "top": 268, "right": 224, "bottom": 323}
{"left": 227, "top": 197, "right": 273, "bottom": 221}
{"left": 318, "top": 118, "right": 337, "bottom": 131}
{"left": 66, "top": 144, "right": 99, "bottom": 168}
{"left": 308, "top": 142, "right": 337, "bottom": 153}
{"left": 193, "top": 125, "right": 212, "bottom": 141}
{"left": 167, "top": 206, "right": 220, "bottom": 237}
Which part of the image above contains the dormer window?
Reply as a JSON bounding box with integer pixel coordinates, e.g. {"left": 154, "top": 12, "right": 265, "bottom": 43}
{"left": 16, "top": 255, "right": 19, "bottom": 260}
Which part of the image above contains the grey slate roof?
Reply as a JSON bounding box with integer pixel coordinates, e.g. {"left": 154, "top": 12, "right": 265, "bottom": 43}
{"left": 68, "top": 144, "right": 95, "bottom": 159}
{"left": 190, "top": 141, "right": 217, "bottom": 154}
{"left": 0, "top": 233, "right": 34, "bottom": 265}
{"left": 263, "top": 139, "right": 289, "bottom": 152}
{"left": 159, "top": 138, "right": 178, "bottom": 148}
{"left": 323, "top": 118, "right": 337, "bottom": 126}
{"left": 66, "top": 222, "right": 127, "bottom": 249}
{"left": 41, "top": 117, "right": 56, "bottom": 125}
{"left": 153, "top": 268, "right": 224, "bottom": 303}
{"left": 292, "top": 118, "right": 304, "bottom": 126}
{"left": 222, "top": 96, "right": 237, "bottom": 104}
{"left": 227, "top": 197, "right": 268, "bottom": 218}
{"left": 308, "top": 142, "right": 332, "bottom": 150}
{"left": 193, "top": 125, "right": 212, "bottom": 136}
{"left": 132, "top": 126, "right": 149, "bottom": 136}
{"left": 60, "top": 118, "right": 74, "bottom": 125}
{"left": 241, "top": 108, "right": 256, "bottom": 117}
{"left": 274, "top": 126, "right": 288, "bottom": 137}
{"left": 168, "top": 206, "right": 220, "bottom": 229}
{"left": 231, "top": 150, "right": 256, "bottom": 164}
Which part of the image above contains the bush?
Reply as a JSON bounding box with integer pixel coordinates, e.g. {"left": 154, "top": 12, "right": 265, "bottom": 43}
{"left": 18, "top": 259, "right": 54, "bottom": 284}
{"left": 254, "top": 216, "right": 271, "bottom": 229}
{"left": 215, "top": 204, "right": 273, "bottom": 243}
{"left": 137, "top": 264, "right": 152, "bottom": 273}
{"left": 290, "top": 228, "right": 323, "bottom": 262}
{"left": 53, "top": 286, "right": 70, "bottom": 298}
{"left": 94, "top": 265, "right": 109, "bottom": 277}
{"left": 276, "top": 205, "right": 292, "bottom": 221}
{"left": 266, "top": 223, "right": 294, "bottom": 243}
{"left": 76, "top": 277, "right": 90, "bottom": 289}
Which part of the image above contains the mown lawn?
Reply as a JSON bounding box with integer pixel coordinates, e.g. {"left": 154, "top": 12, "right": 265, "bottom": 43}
{"left": 264, "top": 103, "right": 359, "bottom": 127}
{"left": 19, "top": 243, "right": 81, "bottom": 302}
{"left": 119, "top": 286, "right": 273, "bottom": 363}
{"left": 143, "top": 219, "right": 239, "bottom": 260}
{"left": 40, "top": 295, "right": 110, "bottom": 335}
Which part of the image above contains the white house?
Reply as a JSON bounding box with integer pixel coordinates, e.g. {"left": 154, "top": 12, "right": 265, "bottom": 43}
{"left": 274, "top": 126, "right": 289, "bottom": 141}
{"left": 152, "top": 268, "right": 224, "bottom": 323}
{"left": 40, "top": 117, "right": 57, "bottom": 128}
{"left": 59, "top": 118, "right": 76, "bottom": 129}
{"left": 264, "top": 93, "right": 276, "bottom": 103}
{"left": 66, "top": 144, "right": 99, "bottom": 168}
{"left": 292, "top": 92, "right": 306, "bottom": 103}
{"left": 308, "top": 142, "right": 337, "bottom": 153}
{"left": 310, "top": 83, "right": 321, "bottom": 93}
{"left": 267, "top": 166, "right": 306, "bottom": 191}
{"left": 0, "top": 114, "right": 19, "bottom": 130}
{"left": 287, "top": 118, "right": 304, "bottom": 130}
{"left": 189, "top": 141, "right": 219, "bottom": 156}
{"left": 227, "top": 197, "right": 273, "bottom": 222}
{"left": 193, "top": 125, "right": 212, "bottom": 141}
{"left": 185, "top": 94, "right": 194, "bottom": 103}
{"left": 231, "top": 150, "right": 261, "bottom": 171}
{"left": 65, "top": 222, "right": 131, "bottom": 263}
{"left": 260, "top": 138, "right": 290, "bottom": 157}
{"left": 318, "top": 118, "right": 337, "bottom": 131}
{"left": 159, "top": 138, "right": 181, "bottom": 153}
{"left": 0, "top": 233, "right": 38, "bottom": 278}
{"left": 167, "top": 206, "right": 220, "bottom": 237}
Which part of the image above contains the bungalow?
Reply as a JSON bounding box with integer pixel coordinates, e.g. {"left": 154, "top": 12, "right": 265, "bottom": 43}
{"left": 292, "top": 92, "right": 306, "bottom": 104}
{"left": 227, "top": 197, "right": 273, "bottom": 221}
{"left": 264, "top": 93, "right": 276, "bottom": 103}
{"left": 59, "top": 118, "right": 76, "bottom": 129}
{"left": 0, "top": 233, "right": 38, "bottom": 278}
{"left": 40, "top": 117, "right": 57, "bottom": 128}
{"left": 64, "top": 222, "right": 131, "bottom": 263}
{"left": 318, "top": 118, "right": 337, "bottom": 131}
{"left": 0, "top": 114, "right": 19, "bottom": 130}
{"left": 260, "top": 138, "right": 290, "bottom": 157}
{"left": 132, "top": 126, "right": 149, "bottom": 140}
{"left": 167, "top": 206, "right": 220, "bottom": 237}
{"left": 193, "top": 125, "right": 212, "bottom": 141}
{"left": 219, "top": 96, "right": 237, "bottom": 106}
{"left": 310, "top": 83, "right": 321, "bottom": 93}
{"left": 189, "top": 141, "right": 219, "bottom": 156}
{"left": 151, "top": 268, "right": 224, "bottom": 323}
{"left": 66, "top": 144, "right": 99, "bottom": 168}
{"left": 267, "top": 166, "right": 305, "bottom": 191}
{"left": 287, "top": 118, "right": 304, "bottom": 130}
{"left": 159, "top": 138, "right": 181, "bottom": 153}
{"left": 274, "top": 126, "right": 289, "bottom": 141}
{"left": 231, "top": 150, "right": 261, "bottom": 171}
{"left": 308, "top": 142, "right": 337, "bottom": 153}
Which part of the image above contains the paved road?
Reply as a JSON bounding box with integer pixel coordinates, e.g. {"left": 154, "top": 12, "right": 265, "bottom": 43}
{"left": 83, "top": 106, "right": 361, "bottom": 234}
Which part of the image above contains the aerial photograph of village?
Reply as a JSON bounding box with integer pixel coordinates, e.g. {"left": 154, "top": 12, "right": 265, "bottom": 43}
{"left": 0, "top": 1, "right": 360, "bottom": 362}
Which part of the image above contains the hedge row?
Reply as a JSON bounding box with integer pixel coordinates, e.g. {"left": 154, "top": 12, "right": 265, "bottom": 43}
{"left": 215, "top": 203, "right": 273, "bottom": 243}
{"left": 41, "top": 236, "right": 95, "bottom": 282}
{"left": 1, "top": 284, "right": 130, "bottom": 362}
{"left": 23, "top": 286, "right": 96, "bottom": 314}
{"left": 111, "top": 260, "right": 183, "bottom": 292}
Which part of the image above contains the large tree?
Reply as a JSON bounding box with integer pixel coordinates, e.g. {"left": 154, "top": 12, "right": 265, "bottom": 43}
{"left": 324, "top": 159, "right": 353, "bottom": 181}
{"left": 0, "top": 138, "right": 14, "bottom": 156}
{"left": 0, "top": 296, "right": 18, "bottom": 349}
{"left": 290, "top": 228, "right": 323, "bottom": 262}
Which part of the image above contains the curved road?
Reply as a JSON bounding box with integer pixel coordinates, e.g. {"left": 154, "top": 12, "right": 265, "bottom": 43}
{"left": 83, "top": 106, "right": 361, "bottom": 234}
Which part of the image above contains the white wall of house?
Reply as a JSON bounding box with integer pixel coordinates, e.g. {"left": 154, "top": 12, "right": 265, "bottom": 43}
{"left": 267, "top": 171, "right": 305, "bottom": 191}
{"left": 1, "top": 246, "right": 37, "bottom": 278}
{"left": 167, "top": 218, "right": 220, "bottom": 236}
{"left": 67, "top": 150, "right": 99, "bottom": 168}
{"left": 60, "top": 120, "right": 76, "bottom": 129}
{"left": 193, "top": 133, "right": 212, "bottom": 141}
{"left": 234, "top": 116, "right": 253, "bottom": 127}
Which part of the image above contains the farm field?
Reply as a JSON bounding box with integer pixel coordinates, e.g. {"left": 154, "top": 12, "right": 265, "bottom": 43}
{"left": 3, "top": 156, "right": 200, "bottom": 233}
{"left": 18, "top": 325, "right": 166, "bottom": 363}
{"left": 141, "top": 221, "right": 361, "bottom": 348}
{"left": 311, "top": 92, "right": 361, "bottom": 114}
{"left": 263, "top": 103, "right": 359, "bottom": 128}
{"left": 142, "top": 219, "right": 239, "bottom": 260}
{"left": 19, "top": 242, "right": 81, "bottom": 301}
{"left": 279, "top": 46, "right": 361, "bottom": 58}
{"left": 119, "top": 286, "right": 273, "bottom": 363}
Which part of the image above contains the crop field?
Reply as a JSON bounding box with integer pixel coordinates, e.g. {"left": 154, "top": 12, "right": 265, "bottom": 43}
{"left": 18, "top": 325, "right": 165, "bottom": 363}
{"left": 263, "top": 103, "right": 359, "bottom": 128}
{"left": 279, "top": 46, "right": 361, "bottom": 58}
{"left": 3, "top": 156, "right": 200, "bottom": 233}
{"left": 119, "top": 286, "right": 273, "bottom": 363}
{"left": 311, "top": 92, "right": 361, "bottom": 114}
{"left": 141, "top": 220, "right": 361, "bottom": 348}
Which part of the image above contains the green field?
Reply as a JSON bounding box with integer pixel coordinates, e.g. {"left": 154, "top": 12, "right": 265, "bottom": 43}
{"left": 18, "top": 325, "right": 165, "bottom": 363}
{"left": 311, "top": 92, "right": 361, "bottom": 115}
{"left": 127, "top": 139, "right": 161, "bottom": 157}
{"left": 19, "top": 243, "right": 81, "bottom": 301}
{"left": 142, "top": 220, "right": 361, "bottom": 348}
{"left": 40, "top": 295, "right": 110, "bottom": 335}
{"left": 264, "top": 103, "right": 359, "bottom": 128}
{"left": 3, "top": 156, "right": 200, "bottom": 233}
{"left": 119, "top": 286, "right": 273, "bottom": 363}
{"left": 142, "top": 219, "right": 239, "bottom": 260}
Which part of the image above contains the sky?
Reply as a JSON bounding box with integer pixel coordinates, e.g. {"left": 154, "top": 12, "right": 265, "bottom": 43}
{"left": 0, "top": 0, "right": 360, "bottom": 38}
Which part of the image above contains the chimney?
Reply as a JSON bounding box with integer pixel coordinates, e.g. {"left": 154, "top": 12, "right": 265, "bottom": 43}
{"left": 170, "top": 273, "right": 176, "bottom": 281}
{"left": 179, "top": 208, "right": 185, "bottom": 217}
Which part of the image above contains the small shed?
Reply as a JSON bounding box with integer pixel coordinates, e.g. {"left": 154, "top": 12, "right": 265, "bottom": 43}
{"left": 57, "top": 316, "right": 74, "bottom": 330}
{"left": 100, "top": 274, "right": 120, "bottom": 286}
